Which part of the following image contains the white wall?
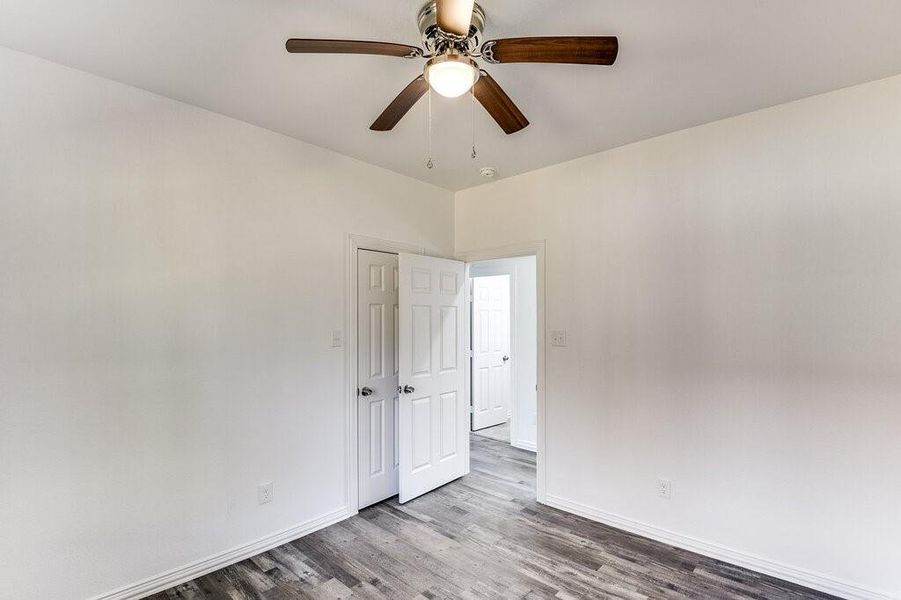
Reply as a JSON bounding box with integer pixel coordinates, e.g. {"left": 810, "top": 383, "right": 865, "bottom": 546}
{"left": 0, "top": 47, "right": 454, "bottom": 600}
{"left": 470, "top": 257, "right": 537, "bottom": 450}
{"left": 456, "top": 76, "right": 901, "bottom": 599}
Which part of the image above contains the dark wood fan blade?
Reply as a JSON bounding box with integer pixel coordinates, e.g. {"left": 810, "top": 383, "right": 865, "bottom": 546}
{"left": 482, "top": 36, "right": 618, "bottom": 65}
{"left": 286, "top": 39, "right": 422, "bottom": 58}
{"left": 437, "top": 0, "right": 475, "bottom": 37}
{"left": 370, "top": 76, "right": 430, "bottom": 131}
{"left": 473, "top": 71, "right": 529, "bottom": 135}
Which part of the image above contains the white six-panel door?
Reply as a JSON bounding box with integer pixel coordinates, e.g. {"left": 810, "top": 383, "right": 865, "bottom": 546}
{"left": 397, "top": 253, "right": 468, "bottom": 503}
{"left": 471, "top": 275, "right": 512, "bottom": 431}
{"left": 357, "top": 250, "right": 400, "bottom": 509}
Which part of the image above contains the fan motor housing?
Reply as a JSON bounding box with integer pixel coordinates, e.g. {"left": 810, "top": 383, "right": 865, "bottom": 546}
{"left": 418, "top": 1, "right": 486, "bottom": 54}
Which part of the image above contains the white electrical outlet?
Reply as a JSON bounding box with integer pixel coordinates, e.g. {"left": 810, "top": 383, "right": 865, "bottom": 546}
{"left": 550, "top": 330, "right": 567, "bottom": 347}
{"left": 656, "top": 478, "right": 672, "bottom": 500}
{"left": 258, "top": 482, "right": 274, "bottom": 505}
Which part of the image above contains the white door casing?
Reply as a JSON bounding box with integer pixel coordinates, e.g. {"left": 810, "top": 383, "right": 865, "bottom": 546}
{"left": 397, "top": 253, "right": 468, "bottom": 503}
{"left": 357, "top": 250, "right": 399, "bottom": 509}
{"left": 471, "top": 275, "right": 512, "bottom": 431}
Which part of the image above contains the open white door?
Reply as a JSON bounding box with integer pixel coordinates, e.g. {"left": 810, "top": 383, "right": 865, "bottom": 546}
{"left": 471, "top": 275, "right": 512, "bottom": 431}
{"left": 397, "top": 253, "right": 468, "bottom": 503}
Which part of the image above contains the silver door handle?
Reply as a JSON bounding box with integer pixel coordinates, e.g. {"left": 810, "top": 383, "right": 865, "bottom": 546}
{"left": 502, "top": 355, "right": 510, "bottom": 362}
{"left": 403, "top": 385, "right": 415, "bottom": 394}
{"left": 360, "top": 386, "right": 374, "bottom": 397}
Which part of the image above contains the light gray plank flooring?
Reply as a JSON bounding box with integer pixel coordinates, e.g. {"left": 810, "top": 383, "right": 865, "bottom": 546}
{"left": 148, "top": 436, "right": 836, "bottom": 600}
{"left": 472, "top": 421, "right": 510, "bottom": 444}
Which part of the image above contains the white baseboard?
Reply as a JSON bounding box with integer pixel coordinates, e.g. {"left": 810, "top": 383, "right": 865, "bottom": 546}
{"left": 89, "top": 506, "right": 352, "bottom": 600}
{"left": 543, "top": 495, "right": 895, "bottom": 600}
{"left": 512, "top": 439, "right": 537, "bottom": 452}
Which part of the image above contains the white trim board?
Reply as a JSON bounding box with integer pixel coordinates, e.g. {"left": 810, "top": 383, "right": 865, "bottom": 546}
{"left": 512, "top": 440, "right": 537, "bottom": 452}
{"left": 89, "top": 506, "right": 351, "bottom": 600}
{"left": 544, "top": 495, "right": 896, "bottom": 600}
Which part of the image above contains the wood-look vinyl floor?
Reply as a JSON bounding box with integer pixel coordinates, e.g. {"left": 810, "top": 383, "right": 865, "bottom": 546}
{"left": 149, "top": 436, "right": 836, "bottom": 600}
{"left": 471, "top": 421, "right": 511, "bottom": 444}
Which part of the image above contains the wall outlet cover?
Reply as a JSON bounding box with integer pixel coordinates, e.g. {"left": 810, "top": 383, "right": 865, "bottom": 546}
{"left": 258, "top": 482, "right": 274, "bottom": 505}
{"left": 550, "top": 330, "right": 567, "bottom": 347}
{"left": 656, "top": 478, "right": 672, "bottom": 500}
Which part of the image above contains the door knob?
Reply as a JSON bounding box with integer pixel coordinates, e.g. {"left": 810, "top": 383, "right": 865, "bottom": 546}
{"left": 403, "top": 385, "right": 415, "bottom": 394}
{"left": 360, "top": 386, "right": 374, "bottom": 397}
{"left": 502, "top": 355, "right": 510, "bottom": 362}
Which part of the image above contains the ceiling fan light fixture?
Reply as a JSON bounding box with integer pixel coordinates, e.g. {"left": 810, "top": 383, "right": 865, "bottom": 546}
{"left": 424, "top": 53, "right": 479, "bottom": 98}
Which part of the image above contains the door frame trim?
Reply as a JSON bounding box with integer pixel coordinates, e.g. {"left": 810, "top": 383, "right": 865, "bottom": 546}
{"left": 345, "top": 234, "right": 425, "bottom": 514}
{"left": 456, "top": 240, "right": 548, "bottom": 503}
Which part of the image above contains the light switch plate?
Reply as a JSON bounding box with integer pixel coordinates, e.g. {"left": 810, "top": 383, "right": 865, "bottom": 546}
{"left": 330, "top": 329, "right": 343, "bottom": 348}
{"left": 550, "top": 330, "right": 567, "bottom": 347}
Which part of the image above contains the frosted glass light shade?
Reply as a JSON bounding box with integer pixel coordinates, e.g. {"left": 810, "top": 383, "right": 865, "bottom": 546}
{"left": 424, "top": 54, "right": 479, "bottom": 98}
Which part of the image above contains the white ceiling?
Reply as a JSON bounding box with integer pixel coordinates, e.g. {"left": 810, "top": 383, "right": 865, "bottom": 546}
{"left": 3, "top": 1, "right": 901, "bottom": 191}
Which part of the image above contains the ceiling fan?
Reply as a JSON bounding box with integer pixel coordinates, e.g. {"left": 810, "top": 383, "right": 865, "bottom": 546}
{"left": 286, "top": 0, "right": 618, "bottom": 135}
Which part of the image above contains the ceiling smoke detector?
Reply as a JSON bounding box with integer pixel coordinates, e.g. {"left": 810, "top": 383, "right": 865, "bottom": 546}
{"left": 479, "top": 166, "right": 497, "bottom": 178}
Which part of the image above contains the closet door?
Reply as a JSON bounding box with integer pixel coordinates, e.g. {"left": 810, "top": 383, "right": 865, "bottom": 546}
{"left": 357, "top": 250, "right": 399, "bottom": 509}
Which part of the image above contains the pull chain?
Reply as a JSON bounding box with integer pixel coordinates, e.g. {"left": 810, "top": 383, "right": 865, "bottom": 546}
{"left": 426, "top": 87, "right": 434, "bottom": 169}
{"left": 470, "top": 86, "right": 477, "bottom": 159}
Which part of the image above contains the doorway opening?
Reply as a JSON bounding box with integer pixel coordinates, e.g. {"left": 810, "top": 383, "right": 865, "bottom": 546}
{"left": 468, "top": 256, "right": 538, "bottom": 457}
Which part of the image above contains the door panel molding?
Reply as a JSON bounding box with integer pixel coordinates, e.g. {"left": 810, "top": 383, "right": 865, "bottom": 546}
{"left": 357, "top": 250, "right": 400, "bottom": 509}
{"left": 398, "top": 253, "right": 468, "bottom": 503}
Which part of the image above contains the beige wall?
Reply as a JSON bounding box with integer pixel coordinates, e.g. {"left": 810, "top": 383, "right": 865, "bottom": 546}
{"left": 456, "top": 75, "right": 901, "bottom": 599}
{"left": 0, "top": 47, "right": 454, "bottom": 600}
